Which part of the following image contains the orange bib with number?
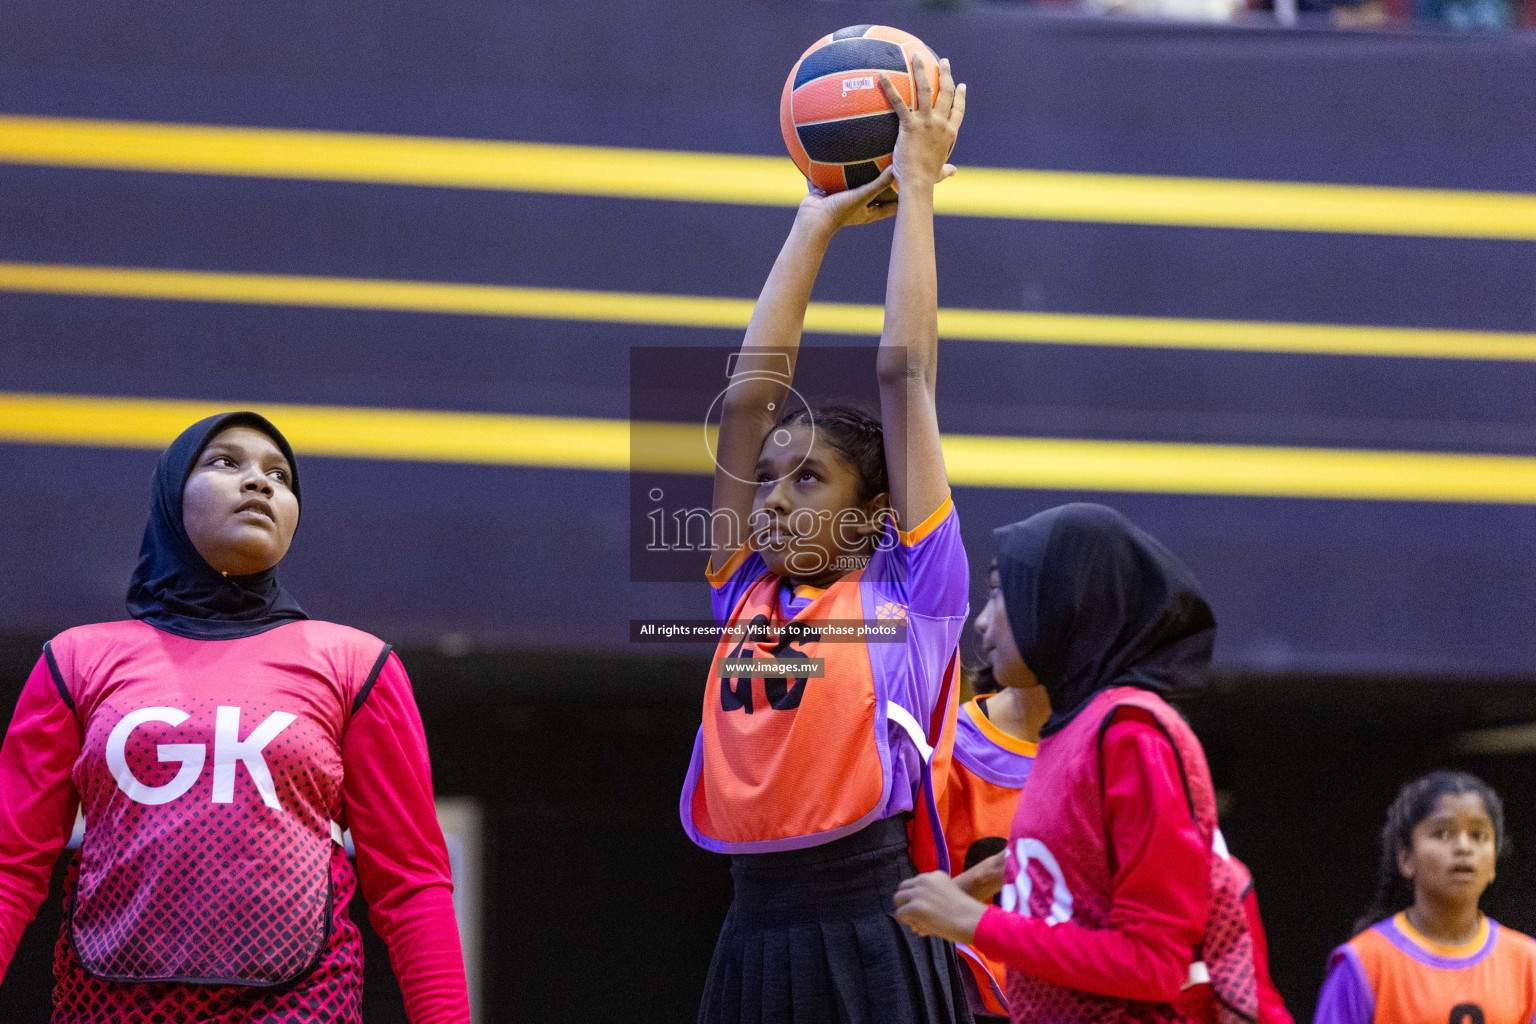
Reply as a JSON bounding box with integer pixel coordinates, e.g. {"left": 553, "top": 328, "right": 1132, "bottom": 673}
{"left": 683, "top": 568, "right": 957, "bottom": 856}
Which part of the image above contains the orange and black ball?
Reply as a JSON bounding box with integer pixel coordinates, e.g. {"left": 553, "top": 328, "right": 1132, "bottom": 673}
{"left": 780, "top": 25, "right": 942, "bottom": 196}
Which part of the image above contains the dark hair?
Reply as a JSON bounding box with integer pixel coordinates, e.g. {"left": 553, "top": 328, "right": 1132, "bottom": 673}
{"left": 964, "top": 661, "right": 1003, "bottom": 698}
{"left": 772, "top": 403, "right": 888, "bottom": 504}
{"left": 1353, "top": 770, "right": 1506, "bottom": 935}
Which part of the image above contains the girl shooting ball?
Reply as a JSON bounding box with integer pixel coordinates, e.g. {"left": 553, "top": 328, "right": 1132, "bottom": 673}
{"left": 1314, "top": 771, "right": 1536, "bottom": 1024}
{"left": 679, "top": 52, "right": 974, "bottom": 1024}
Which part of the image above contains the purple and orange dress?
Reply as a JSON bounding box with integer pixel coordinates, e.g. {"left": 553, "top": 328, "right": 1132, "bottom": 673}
{"left": 0, "top": 412, "right": 468, "bottom": 1024}
{"left": 683, "top": 494, "right": 972, "bottom": 1024}
{"left": 937, "top": 696, "right": 1036, "bottom": 1019}
{"left": 1315, "top": 912, "right": 1536, "bottom": 1024}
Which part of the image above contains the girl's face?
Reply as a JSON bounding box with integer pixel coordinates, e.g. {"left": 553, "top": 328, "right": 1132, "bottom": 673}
{"left": 182, "top": 427, "right": 299, "bottom": 576}
{"left": 752, "top": 422, "right": 888, "bottom": 584}
{"left": 973, "top": 561, "right": 1039, "bottom": 689}
{"left": 1398, "top": 792, "right": 1498, "bottom": 909}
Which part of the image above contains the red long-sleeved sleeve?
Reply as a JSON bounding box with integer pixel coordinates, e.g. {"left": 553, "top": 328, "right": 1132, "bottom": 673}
{"left": 0, "top": 657, "right": 81, "bottom": 979}
{"left": 342, "top": 653, "right": 469, "bottom": 1024}
{"left": 1243, "top": 885, "right": 1295, "bottom": 1024}
{"left": 971, "top": 708, "right": 1209, "bottom": 1002}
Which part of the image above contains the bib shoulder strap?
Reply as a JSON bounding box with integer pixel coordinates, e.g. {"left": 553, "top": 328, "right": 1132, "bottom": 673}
{"left": 42, "top": 640, "right": 76, "bottom": 713}
{"left": 1094, "top": 689, "right": 1210, "bottom": 833}
{"left": 351, "top": 643, "right": 393, "bottom": 714}
{"left": 885, "top": 650, "right": 958, "bottom": 763}
{"left": 886, "top": 702, "right": 934, "bottom": 761}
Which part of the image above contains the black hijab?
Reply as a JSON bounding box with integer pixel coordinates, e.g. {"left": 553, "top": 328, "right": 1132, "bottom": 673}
{"left": 126, "top": 412, "right": 307, "bottom": 640}
{"left": 992, "top": 503, "right": 1214, "bottom": 737}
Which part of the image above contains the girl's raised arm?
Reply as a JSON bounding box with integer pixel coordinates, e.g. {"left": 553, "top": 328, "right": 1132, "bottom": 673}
{"left": 708, "top": 172, "right": 898, "bottom": 573}
{"left": 874, "top": 55, "right": 965, "bottom": 530}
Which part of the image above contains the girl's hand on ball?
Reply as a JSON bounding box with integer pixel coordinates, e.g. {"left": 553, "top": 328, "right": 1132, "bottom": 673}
{"left": 892, "top": 871, "right": 988, "bottom": 945}
{"left": 798, "top": 166, "right": 899, "bottom": 231}
{"left": 879, "top": 53, "right": 966, "bottom": 190}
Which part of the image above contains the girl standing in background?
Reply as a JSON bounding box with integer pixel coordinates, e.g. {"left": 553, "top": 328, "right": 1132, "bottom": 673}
{"left": 1314, "top": 771, "right": 1536, "bottom": 1024}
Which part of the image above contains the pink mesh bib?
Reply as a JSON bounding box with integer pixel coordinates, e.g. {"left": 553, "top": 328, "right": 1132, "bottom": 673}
{"left": 46, "top": 619, "right": 387, "bottom": 986}
{"left": 1002, "top": 687, "right": 1257, "bottom": 1024}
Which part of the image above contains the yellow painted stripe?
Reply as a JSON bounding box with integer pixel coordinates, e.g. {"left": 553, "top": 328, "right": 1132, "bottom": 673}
{"left": 0, "top": 261, "right": 760, "bottom": 330}
{"left": 4, "top": 260, "right": 1536, "bottom": 362}
{"left": 1, "top": 392, "right": 1533, "bottom": 504}
{"left": 0, "top": 115, "right": 807, "bottom": 206}
{"left": 3, "top": 114, "right": 1536, "bottom": 240}
{"left": 0, "top": 392, "right": 632, "bottom": 470}
{"left": 939, "top": 434, "right": 1536, "bottom": 504}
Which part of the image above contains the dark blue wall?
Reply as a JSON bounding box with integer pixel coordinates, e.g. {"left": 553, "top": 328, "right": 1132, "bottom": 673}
{"left": 3, "top": 0, "right": 1535, "bottom": 676}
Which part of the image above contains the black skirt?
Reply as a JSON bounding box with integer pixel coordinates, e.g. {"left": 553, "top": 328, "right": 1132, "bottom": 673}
{"left": 698, "top": 816, "right": 974, "bottom": 1024}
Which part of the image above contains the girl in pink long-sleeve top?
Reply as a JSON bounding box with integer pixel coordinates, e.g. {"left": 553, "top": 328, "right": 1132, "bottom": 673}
{"left": 893, "top": 503, "right": 1280, "bottom": 1024}
{"left": 0, "top": 412, "right": 469, "bottom": 1024}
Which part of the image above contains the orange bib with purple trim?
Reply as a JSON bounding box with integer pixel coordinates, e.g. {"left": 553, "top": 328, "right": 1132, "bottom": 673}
{"left": 1346, "top": 914, "right": 1536, "bottom": 1024}
{"left": 687, "top": 570, "right": 893, "bottom": 851}
{"left": 942, "top": 699, "right": 1037, "bottom": 1017}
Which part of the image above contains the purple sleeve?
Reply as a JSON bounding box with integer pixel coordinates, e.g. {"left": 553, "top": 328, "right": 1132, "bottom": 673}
{"left": 0, "top": 656, "right": 82, "bottom": 979}
{"left": 864, "top": 496, "right": 967, "bottom": 619}
{"left": 707, "top": 545, "right": 770, "bottom": 625}
{"left": 866, "top": 498, "right": 969, "bottom": 809}
{"left": 1313, "top": 946, "right": 1374, "bottom": 1024}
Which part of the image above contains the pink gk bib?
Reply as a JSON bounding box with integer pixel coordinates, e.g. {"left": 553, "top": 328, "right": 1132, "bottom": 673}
{"left": 46, "top": 618, "right": 387, "bottom": 986}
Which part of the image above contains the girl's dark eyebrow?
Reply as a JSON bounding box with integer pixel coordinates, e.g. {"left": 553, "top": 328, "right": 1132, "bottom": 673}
{"left": 755, "top": 456, "right": 825, "bottom": 476}
{"left": 1425, "top": 813, "right": 1491, "bottom": 826}
{"left": 202, "top": 441, "right": 290, "bottom": 475}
